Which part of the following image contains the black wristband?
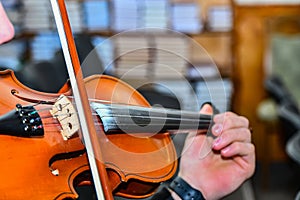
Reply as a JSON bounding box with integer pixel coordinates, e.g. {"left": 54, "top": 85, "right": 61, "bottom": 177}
{"left": 169, "top": 176, "right": 205, "bottom": 200}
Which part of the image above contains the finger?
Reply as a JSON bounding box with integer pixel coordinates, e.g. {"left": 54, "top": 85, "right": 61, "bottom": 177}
{"left": 220, "top": 142, "right": 255, "bottom": 158}
{"left": 212, "top": 127, "right": 252, "bottom": 150}
{"left": 213, "top": 112, "right": 249, "bottom": 131}
{"left": 184, "top": 104, "right": 215, "bottom": 149}
{"left": 0, "top": 3, "right": 15, "bottom": 45}
{"left": 221, "top": 142, "right": 256, "bottom": 178}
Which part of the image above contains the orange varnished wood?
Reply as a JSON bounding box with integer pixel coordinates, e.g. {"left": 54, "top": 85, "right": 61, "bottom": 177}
{"left": 0, "top": 70, "right": 85, "bottom": 200}
{"left": 84, "top": 74, "right": 178, "bottom": 198}
{"left": 0, "top": 70, "right": 177, "bottom": 199}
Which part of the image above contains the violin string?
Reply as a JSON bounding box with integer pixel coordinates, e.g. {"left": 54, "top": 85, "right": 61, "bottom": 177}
{"left": 42, "top": 124, "right": 210, "bottom": 137}
{"left": 34, "top": 104, "right": 212, "bottom": 122}
{"left": 40, "top": 114, "right": 212, "bottom": 130}
{"left": 31, "top": 95, "right": 212, "bottom": 120}
{"left": 39, "top": 110, "right": 212, "bottom": 135}
{"left": 20, "top": 94, "right": 211, "bottom": 121}
{"left": 42, "top": 112, "right": 212, "bottom": 124}
{"left": 37, "top": 107, "right": 212, "bottom": 127}
{"left": 39, "top": 116, "right": 212, "bottom": 128}
{"left": 65, "top": 95, "right": 112, "bottom": 104}
{"left": 31, "top": 97, "right": 212, "bottom": 132}
{"left": 41, "top": 119, "right": 212, "bottom": 127}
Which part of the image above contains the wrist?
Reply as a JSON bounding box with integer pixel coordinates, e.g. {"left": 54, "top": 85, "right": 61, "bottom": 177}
{"left": 168, "top": 176, "right": 205, "bottom": 200}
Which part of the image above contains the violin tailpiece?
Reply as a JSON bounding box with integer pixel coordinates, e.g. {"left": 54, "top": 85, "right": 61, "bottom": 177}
{"left": 0, "top": 104, "right": 44, "bottom": 137}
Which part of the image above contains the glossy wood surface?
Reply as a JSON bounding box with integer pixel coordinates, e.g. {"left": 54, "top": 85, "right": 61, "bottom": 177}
{"left": 0, "top": 70, "right": 177, "bottom": 199}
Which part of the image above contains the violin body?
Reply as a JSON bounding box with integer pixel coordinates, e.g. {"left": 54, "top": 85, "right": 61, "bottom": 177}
{"left": 0, "top": 70, "right": 177, "bottom": 199}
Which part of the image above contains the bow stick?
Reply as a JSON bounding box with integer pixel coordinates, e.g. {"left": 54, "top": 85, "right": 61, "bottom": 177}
{"left": 50, "top": 0, "right": 113, "bottom": 199}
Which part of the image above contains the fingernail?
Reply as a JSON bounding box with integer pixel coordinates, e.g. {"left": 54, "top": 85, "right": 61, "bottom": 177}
{"left": 213, "top": 124, "right": 223, "bottom": 134}
{"left": 213, "top": 137, "right": 221, "bottom": 147}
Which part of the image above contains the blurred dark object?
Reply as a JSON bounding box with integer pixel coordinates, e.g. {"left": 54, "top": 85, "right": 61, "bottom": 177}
{"left": 265, "top": 75, "right": 299, "bottom": 110}
{"left": 139, "top": 88, "right": 180, "bottom": 110}
{"left": 264, "top": 74, "right": 300, "bottom": 171}
{"left": 15, "top": 34, "right": 104, "bottom": 93}
{"left": 265, "top": 75, "right": 300, "bottom": 141}
{"left": 286, "top": 131, "right": 300, "bottom": 166}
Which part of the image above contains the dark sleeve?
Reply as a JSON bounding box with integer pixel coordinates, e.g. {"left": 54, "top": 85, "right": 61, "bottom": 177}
{"left": 150, "top": 186, "right": 174, "bottom": 200}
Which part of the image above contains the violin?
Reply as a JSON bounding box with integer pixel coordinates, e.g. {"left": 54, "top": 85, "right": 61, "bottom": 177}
{"left": 0, "top": 0, "right": 213, "bottom": 199}
{"left": 0, "top": 70, "right": 212, "bottom": 199}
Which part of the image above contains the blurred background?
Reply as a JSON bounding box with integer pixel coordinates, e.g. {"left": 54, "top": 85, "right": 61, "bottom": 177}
{"left": 1, "top": 0, "right": 300, "bottom": 199}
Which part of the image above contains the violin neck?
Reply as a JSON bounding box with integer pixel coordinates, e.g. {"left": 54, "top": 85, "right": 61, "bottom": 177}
{"left": 91, "top": 103, "right": 212, "bottom": 134}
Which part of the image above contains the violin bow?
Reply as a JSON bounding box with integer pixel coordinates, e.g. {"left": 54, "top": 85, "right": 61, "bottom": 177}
{"left": 50, "top": 0, "right": 113, "bottom": 199}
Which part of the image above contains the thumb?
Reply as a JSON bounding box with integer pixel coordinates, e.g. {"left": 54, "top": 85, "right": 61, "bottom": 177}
{"left": 183, "top": 103, "right": 214, "bottom": 156}
{"left": 185, "top": 103, "right": 213, "bottom": 140}
{"left": 200, "top": 103, "right": 214, "bottom": 115}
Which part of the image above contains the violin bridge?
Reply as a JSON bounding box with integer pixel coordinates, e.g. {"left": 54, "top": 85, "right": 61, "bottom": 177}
{"left": 50, "top": 95, "right": 79, "bottom": 140}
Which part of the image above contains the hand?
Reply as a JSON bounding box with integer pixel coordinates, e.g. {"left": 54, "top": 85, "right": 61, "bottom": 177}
{"left": 178, "top": 104, "right": 255, "bottom": 200}
{"left": 0, "top": 2, "right": 15, "bottom": 45}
